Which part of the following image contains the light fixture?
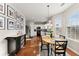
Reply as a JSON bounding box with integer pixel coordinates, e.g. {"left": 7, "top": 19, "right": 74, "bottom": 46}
{"left": 60, "top": 3, "right": 65, "bottom": 7}
{"left": 47, "top": 5, "right": 50, "bottom": 21}
{"left": 44, "top": 4, "right": 50, "bottom": 24}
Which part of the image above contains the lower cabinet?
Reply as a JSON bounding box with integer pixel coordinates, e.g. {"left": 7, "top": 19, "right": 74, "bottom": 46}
{"left": 5, "top": 34, "right": 26, "bottom": 56}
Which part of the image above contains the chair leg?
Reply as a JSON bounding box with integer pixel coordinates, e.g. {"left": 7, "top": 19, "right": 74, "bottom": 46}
{"left": 51, "top": 48, "right": 52, "bottom": 55}
{"left": 55, "top": 52, "right": 56, "bottom": 56}
{"left": 63, "top": 53, "right": 65, "bottom": 56}
{"left": 41, "top": 44, "right": 42, "bottom": 51}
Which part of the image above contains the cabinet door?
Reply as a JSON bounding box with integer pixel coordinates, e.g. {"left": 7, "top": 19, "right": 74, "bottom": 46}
{"left": 16, "top": 37, "right": 21, "bottom": 53}
{"left": 21, "top": 36, "right": 24, "bottom": 48}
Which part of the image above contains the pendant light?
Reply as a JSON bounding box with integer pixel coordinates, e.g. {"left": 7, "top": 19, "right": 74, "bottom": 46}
{"left": 47, "top": 4, "right": 50, "bottom": 22}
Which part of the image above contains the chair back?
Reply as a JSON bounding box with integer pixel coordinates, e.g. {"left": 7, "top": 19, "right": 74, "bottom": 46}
{"left": 59, "top": 35, "right": 65, "bottom": 39}
{"left": 55, "top": 40, "right": 68, "bottom": 53}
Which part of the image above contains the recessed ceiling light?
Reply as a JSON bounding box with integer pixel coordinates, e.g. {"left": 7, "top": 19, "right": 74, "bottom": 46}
{"left": 46, "top": 5, "right": 50, "bottom": 7}
{"left": 60, "top": 3, "right": 65, "bottom": 7}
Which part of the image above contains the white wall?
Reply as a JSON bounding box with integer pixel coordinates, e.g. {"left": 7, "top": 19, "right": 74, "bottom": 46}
{"left": 0, "top": 3, "right": 25, "bottom": 56}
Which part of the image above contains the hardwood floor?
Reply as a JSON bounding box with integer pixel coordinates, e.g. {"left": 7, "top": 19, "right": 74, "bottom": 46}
{"left": 16, "top": 36, "right": 41, "bottom": 56}
{"left": 16, "top": 36, "right": 78, "bottom": 56}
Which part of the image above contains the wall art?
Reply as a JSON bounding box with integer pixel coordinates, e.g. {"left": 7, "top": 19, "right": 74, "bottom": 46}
{"left": 0, "top": 16, "right": 5, "bottom": 29}
{"left": 7, "top": 5, "right": 15, "bottom": 18}
{"left": 0, "top": 3, "right": 5, "bottom": 14}
{"left": 7, "top": 18, "right": 15, "bottom": 30}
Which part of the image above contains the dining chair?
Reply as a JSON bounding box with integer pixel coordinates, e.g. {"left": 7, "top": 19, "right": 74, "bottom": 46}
{"left": 59, "top": 35, "right": 65, "bottom": 39}
{"left": 52, "top": 40, "right": 68, "bottom": 56}
{"left": 41, "top": 36, "right": 48, "bottom": 51}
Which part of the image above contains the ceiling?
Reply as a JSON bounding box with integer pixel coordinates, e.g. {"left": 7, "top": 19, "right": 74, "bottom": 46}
{"left": 11, "top": 3, "right": 74, "bottom": 23}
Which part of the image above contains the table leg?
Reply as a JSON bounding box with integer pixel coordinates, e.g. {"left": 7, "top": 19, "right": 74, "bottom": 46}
{"left": 51, "top": 44, "right": 53, "bottom": 55}
{"left": 47, "top": 43, "right": 50, "bottom": 56}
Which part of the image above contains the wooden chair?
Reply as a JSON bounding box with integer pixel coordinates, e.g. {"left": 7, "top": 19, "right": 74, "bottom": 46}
{"left": 52, "top": 40, "right": 68, "bottom": 56}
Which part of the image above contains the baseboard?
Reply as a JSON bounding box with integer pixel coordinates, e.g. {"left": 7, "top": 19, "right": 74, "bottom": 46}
{"left": 68, "top": 47, "right": 79, "bottom": 55}
{"left": 37, "top": 54, "right": 40, "bottom": 56}
{"left": 26, "top": 38, "right": 31, "bottom": 40}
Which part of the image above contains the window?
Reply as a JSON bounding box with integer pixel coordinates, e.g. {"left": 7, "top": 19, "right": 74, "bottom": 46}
{"left": 67, "top": 11, "right": 79, "bottom": 40}
{"left": 55, "top": 15, "right": 62, "bottom": 35}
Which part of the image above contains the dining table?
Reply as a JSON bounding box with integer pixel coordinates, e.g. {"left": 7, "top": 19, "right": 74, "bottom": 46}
{"left": 42, "top": 35, "right": 65, "bottom": 56}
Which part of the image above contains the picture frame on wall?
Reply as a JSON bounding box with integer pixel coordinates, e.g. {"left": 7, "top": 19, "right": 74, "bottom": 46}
{"left": 0, "top": 3, "right": 5, "bottom": 14}
{"left": 15, "top": 18, "right": 21, "bottom": 30}
{"left": 15, "top": 11, "right": 20, "bottom": 19}
{"left": 20, "top": 17, "right": 24, "bottom": 23}
{"left": 14, "top": 11, "right": 18, "bottom": 19}
{"left": 7, "top": 18, "right": 15, "bottom": 30}
{"left": 7, "top": 5, "right": 15, "bottom": 18}
{"left": 15, "top": 21, "right": 21, "bottom": 30}
{"left": 0, "top": 16, "right": 5, "bottom": 30}
{"left": 20, "top": 17, "right": 24, "bottom": 29}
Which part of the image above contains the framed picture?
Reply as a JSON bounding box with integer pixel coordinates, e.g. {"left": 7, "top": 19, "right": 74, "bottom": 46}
{"left": 15, "top": 11, "right": 20, "bottom": 19}
{"left": 15, "top": 18, "right": 21, "bottom": 30}
{"left": 7, "top": 18, "right": 15, "bottom": 30}
{"left": 7, "top": 5, "right": 15, "bottom": 18}
{"left": 20, "top": 16, "right": 24, "bottom": 24}
{"left": 20, "top": 17, "right": 24, "bottom": 22}
{"left": 14, "top": 11, "right": 18, "bottom": 19}
{"left": 0, "top": 16, "right": 5, "bottom": 29}
{"left": 20, "top": 17, "right": 24, "bottom": 29}
{"left": 20, "top": 25, "right": 24, "bottom": 30}
{"left": 0, "top": 3, "right": 5, "bottom": 14}
{"left": 15, "top": 22, "right": 21, "bottom": 30}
